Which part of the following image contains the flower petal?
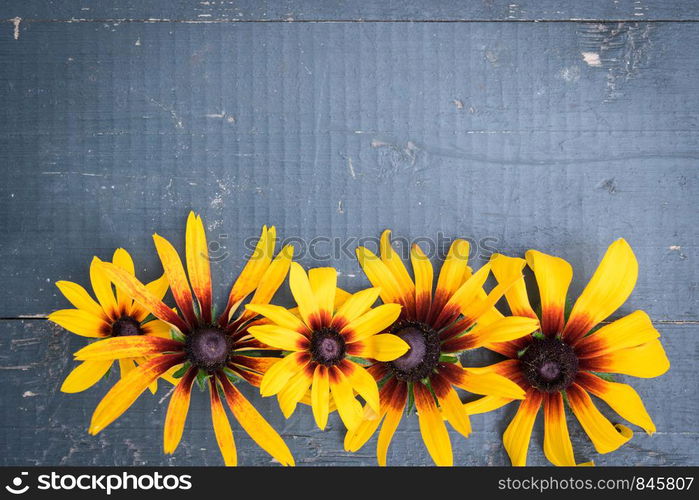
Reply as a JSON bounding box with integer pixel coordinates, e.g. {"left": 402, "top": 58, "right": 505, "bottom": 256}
{"left": 48, "top": 309, "right": 111, "bottom": 338}
{"left": 90, "top": 257, "right": 118, "bottom": 320}
{"left": 288, "top": 262, "right": 320, "bottom": 328}
{"left": 100, "top": 262, "right": 190, "bottom": 334}
{"left": 89, "top": 353, "right": 185, "bottom": 434}
{"left": 112, "top": 248, "right": 136, "bottom": 313}
{"left": 346, "top": 334, "right": 409, "bottom": 362}
{"left": 248, "top": 324, "right": 309, "bottom": 352}
{"left": 311, "top": 365, "right": 331, "bottom": 429}
{"left": 435, "top": 263, "right": 491, "bottom": 329}
{"left": 209, "top": 378, "right": 237, "bottom": 466}
{"left": 259, "top": 351, "right": 310, "bottom": 396}
{"left": 563, "top": 239, "right": 638, "bottom": 343}
{"left": 277, "top": 365, "right": 314, "bottom": 418}
{"left": 163, "top": 367, "right": 197, "bottom": 454}
{"left": 308, "top": 267, "right": 337, "bottom": 324}
{"left": 153, "top": 233, "right": 197, "bottom": 327}
{"left": 185, "top": 212, "right": 213, "bottom": 323}
{"left": 342, "top": 303, "right": 402, "bottom": 343}
{"left": 329, "top": 366, "right": 364, "bottom": 430}
{"left": 377, "top": 380, "right": 407, "bottom": 466}
{"left": 433, "top": 239, "right": 471, "bottom": 315}
{"left": 245, "top": 304, "right": 308, "bottom": 334}
{"left": 413, "top": 382, "right": 452, "bottom": 466}
{"left": 579, "top": 339, "right": 670, "bottom": 378}
{"left": 339, "top": 360, "right": 380, "bottom": 414}
{"left": 356, "top": 246, "right": 403, "bottom": 305}
{"left": 380, "top": 230, "right": 416, "bottom": 310}
{"left": 525, "top": 249, "right": 572, "bottom": 336}
{"left": 219, "top": 375, "right": 295, "bottom": 466}
{"left": 132, "top": 273, "right": 170, "bottom": 321}
{"left": 238, "top": 245, "right": 294, "bottom": 323}
{"left": 332, "top": 287, "right": 381, "bottom": 330}
{"left": 575, "top": 310, "right": 659, "bottom": 357}
{"left": 411, "top": 244, "right": 433, "bottom": 322}
{"left": 442, "top": 316, "right": 539, "bottom": 352}
{"left": 464, "top": 395, "right": 513, "bottom": 415}
{"left": 543, "top": 392, "right": 577, "bottom": 466}
{"left": 503, "top": 390, "right": 543, "bottom": 466}
{"left": 567, "top": 383, "right": 631, "bottom": 454}
{"left": 55, "top": 280, "right": 105, "bottom": 319}
{"left": 449, "top": 365, "right": 526, "bottom": 399}
{"left": 432, "top": 373, "right": 471, "bottom": 438}
{"left": 74, "top": 336, "right": 183, "bottom": 361}
{"left": 60, "top": 359, "right": 113, "bottom": 393}
{"left": 576, "top": 371, "right": 656, "bottom": 434}
{"left": 490, "top": 254, "right": 537, "bottom": 318}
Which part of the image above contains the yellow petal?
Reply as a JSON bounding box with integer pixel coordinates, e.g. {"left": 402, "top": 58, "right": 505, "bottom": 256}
{"left": 356, "top": 246, "right": 403, "bottom": 304}
{"left": 458, "top": 370, "right": 526, "bottom": 399}
{"left": 344, "top": 406, "right": 384, "bottom": 452}
{"left": 209, "top": 378, "right": 237, "bottom": 466}
{"left": 575, "top": 310, "right": 659, "bottom": 358}
{"left": 224, "top": 226, "right": 274, "bottom": 316}
{"left": 259, "top": 352, "right": 309, "bottom": 396}
{"left": 490, "top": 254, "right": 537, "bottom": 318}
{"left": 413, "top": 382, "right": 452, "bottom": 466}
{"left": 566, "top": 383, "right": 631, "bottom": 454}
{"left": 48, "top": 309, "right": 110, "bottom": 338}
{"left": 329, "top": 366, "right": 364, "bottom": 430}
{"left": 308, "top": 267, "right": 337, "bottom": 321}
{"left": 240, "top": 245, "right": 294, "bottom": 322}
{"left": 434, "top": 381, "right": 472, "bottom": 439}
{"left": 463, "top": 316, "right": 540, "bottom": 348}
{"left": 185, "top": 212, "right": 213, "bottom": 323}
{"left": 219, "top": 375, "right": 295, "bottom": 466}
{"left": 435, "top": 239, "right": 471, "bottom": 303}
{"left": 311, "top": 365, "right": 331, "bottom": 430}
{"left": 342, "top": 303, "right": 402, "bottom": 343}
{"left": 340, "top": 360, "right": 380, "bottom": 414}
{"left": 163, "top": 367, "right": 196, "bottom": 454}
{"left": 377, "top": 404, "right": 403, "bottom": 466}
{"left": 277, "top": 368, "right": 313, "bottom": 418}
{"left": 577, "top": 372, "right": 656, "bottom": 434}
{"left": 564, "top": 239, "right": 638, "bottom": 342}
{"left": 332, "top": 287, "right": 381, "bottom": 328}
{"left": 55, "top": 280, "right": 105, "bottom": 319}
{"left": 153, "top": 232, "right": 197, "bottom": 327}
{"left": 411, "top": 244, "right": 433, "bottom": 320}
{"left": 112, "top": 248, "right": 136, "bottom": 312}
{"left": 141, "top": 320, "right": 173, "bottom": 338}
{"left": 245, "top": 304, "right": 308, "bottom": 333}
{"left": 247, "top": 325, "right": 309, "bottom": 352}
{"left": 380, "top": 229, "right": 415, "bottom": 302}
{"left": 464, "top": 395, "right": 513, "bottom": 415}
{"left": 74, "top": 336, "right": 183, "bottom": 360}
{"left": 288, "top": 262, "right": 319, "bottom": 327}
{"left": 347, "top": 334, "right": 409, "bottom": 362}
{"left": 60, "top": 359, "right": 113, "bottom": 393}
{"left": 525, "top": 249, "right": 572, "bottom": 336}
{"left": 89, "top": 354, "right": 184, "bottom": 434}
{"left": 503, "top": 391, "right": 543, "bottom": 466}
{"left": 543, "top": 392, "right": 577, "bottom": 466}
{"left": 441, "top": 263, "right": 492, "bottom": 321}
{"left": 90, "top": 257, "right": 118, "bottom": 320}
{"left": 581, "top": 339, "right": 670, "bottom": 378}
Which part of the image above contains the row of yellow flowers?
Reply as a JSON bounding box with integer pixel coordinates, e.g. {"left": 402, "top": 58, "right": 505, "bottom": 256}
{"left": 48, "top": 212, "right": 669, "bottom": 466}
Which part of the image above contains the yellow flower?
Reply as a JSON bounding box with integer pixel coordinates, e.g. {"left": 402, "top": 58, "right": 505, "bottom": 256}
{"left": 344, "top": 230, "right": 539, "bottom": 466}
{"left": 74, "top": 212, "right": 295, "bottom": 466}
{"left": 246, "top": 263, "right": 409, "bottom": 431}
{"left": 49, "top": 249, "right": 170, "bottom": 394}
{"left": 468, "top": 239, "right": 670, "bottom": 466}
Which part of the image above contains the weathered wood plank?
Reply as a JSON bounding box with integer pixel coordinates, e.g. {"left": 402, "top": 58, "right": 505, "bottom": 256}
{"left": 2, "top": 0, "right": 699, "bottom": 22}
{"left": 0, "top": 21, "right": 696, "bottom": 320}
{"left": 0, "top": 320, "right": 693, "bottom": 466}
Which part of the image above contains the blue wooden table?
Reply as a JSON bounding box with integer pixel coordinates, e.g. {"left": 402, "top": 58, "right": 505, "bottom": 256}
{"left": 0, "top": 1, "right": 697, "bottom": 466}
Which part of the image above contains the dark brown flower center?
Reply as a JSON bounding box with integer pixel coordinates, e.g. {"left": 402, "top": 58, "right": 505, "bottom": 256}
{"left": 310, "top": 327, "right": 346, "bottom": 366}
{"left": 389, "top": 322, "right": 440, "bottom": 382}
{"left": 111, "top": 316, "right": 143, "bottom": 337}
{"left": 520, "top": 336, "right": 578, "bottom": 392}
{"left": 185, "top": 327, "right": 231, "bottom": 372}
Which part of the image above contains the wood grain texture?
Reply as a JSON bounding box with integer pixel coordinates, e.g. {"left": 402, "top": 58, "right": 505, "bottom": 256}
{"left": 0, "top": 7, "right": 696, "bottom": 466}
{"left": 2, "top": 0, "right": 699, "bottom": 22}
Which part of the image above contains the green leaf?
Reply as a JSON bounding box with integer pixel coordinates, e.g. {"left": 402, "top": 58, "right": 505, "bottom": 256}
{"left": 171, "top": 362, "right": 191, "bottom": 379}
{"left": 439, "top": 354, "right": 459, "bottom": 364}
{"left": 222, "top": 367, "right": 242, "bottom": 384}
{"left": 170, "top": 329, "right": 186, "bottom": 343}
{"left": 195, "top": 369, "right": 211, "bottom": 391}
{"left": 517, "top": 347, "right": 529, "bottom": 358}
{"left": 405, "top": 382, "right": 415, "bottom": 414}
{"left": 532, "top": 331, "right": 545, "bottom": 340}
{"left": 346, "top": 355, "right": 370, "bottom": 365}
{"left": 591, "top": 371, "right": 616, "bottom": 383}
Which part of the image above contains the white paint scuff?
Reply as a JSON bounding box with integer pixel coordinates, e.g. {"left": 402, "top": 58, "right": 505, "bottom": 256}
{"left": 11, "top": 17, "right": 21, "bottom": 40}
{"left": 581, "top": 51, "right": 602, "bottom": 67}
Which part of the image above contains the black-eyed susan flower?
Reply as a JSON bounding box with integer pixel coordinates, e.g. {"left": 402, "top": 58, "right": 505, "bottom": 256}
{"left": 344, "top": 231, "right": 540, "bottom": 466}
{"left": 49, "top": 249, "right": 170, "bottom": 394}
{"left": 73, "top": 212, "right": 295, "bottom": 466}
{"left": 245, "top": 263, "right": 409, "bottom": 431}
{"left": 466, "top": 239, "right": 670, "bottom": 466}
